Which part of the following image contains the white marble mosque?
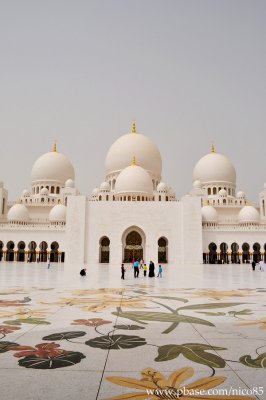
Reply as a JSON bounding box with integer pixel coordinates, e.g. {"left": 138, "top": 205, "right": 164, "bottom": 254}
{"left": 1, "top": 121, "right": 266, "bottom": 267}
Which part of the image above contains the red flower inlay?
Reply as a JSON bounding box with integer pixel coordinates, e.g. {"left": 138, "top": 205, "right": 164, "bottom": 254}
{"left": 11, "top": 342, "right": 67, "bottom": 358}
{"left": 71, "top": 318, "right": 112, "bottom": 327}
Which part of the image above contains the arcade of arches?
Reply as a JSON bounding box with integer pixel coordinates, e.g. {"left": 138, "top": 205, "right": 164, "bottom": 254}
{"left": 203, "top": 242, "right": 266, "bottom": 264}
{"left": 0, "top": 240, "right": 64, "bottom": 262}
{"left": 99, "top": 231, "right": 168, "bottom": 264}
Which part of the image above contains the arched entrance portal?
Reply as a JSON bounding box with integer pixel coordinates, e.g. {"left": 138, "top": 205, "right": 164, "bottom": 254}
{"left": 124, "top": 231, "right": 143, "bottom": 263}
{"left": 158, "top": 237, "right": 168, "bottom": 263}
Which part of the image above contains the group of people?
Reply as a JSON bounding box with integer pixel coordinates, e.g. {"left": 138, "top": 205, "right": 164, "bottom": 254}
{"left": 251, "top": 260, "right": 265, "bottom": 271}
{"left": 121, "top": 260, "right": 163, "bottom": 280}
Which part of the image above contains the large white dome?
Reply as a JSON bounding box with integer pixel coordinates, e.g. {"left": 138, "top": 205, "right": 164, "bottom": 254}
{"left": 49, "top": 204, "right": 67, "bottom": 223}
{"left": 105, "top": 126, "right": 162, "bottom": 180}
{"left": 7, "top": 204, "right": 30, "bottom": 222}
{"left": 115, "top": 164, "right": 154, "bottom": 196}
{"left": 193, "top": 150, "right": 236, "bottom": 185}
{"left": 31, "top": 150, "right": 75, "bottom": 184}
{"left": 201, "top": 205, "right": 218, "bottom": 223}
{"left": 238, "top": 206, "right": 259, "bottom": 224}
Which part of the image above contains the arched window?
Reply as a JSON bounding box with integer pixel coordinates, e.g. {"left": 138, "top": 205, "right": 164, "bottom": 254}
{"left": 231, "top": 242, "right": 239, "bottom": 264}
{"left": 158, "top": 237, "right": 168, "bottom": 263}
{"left": 213, "top": 187, "right": 217, "bottom": 195}
{"left": 208, "top": 188, "right": 211, "bottom": 195}
{"left": 28, "top": 241, "right": 37, "bottom": 262}
{"left": 6, "top": 241, "right": 15, "bottom": 262}
{"left": 0, "top": 241, "right": 3, "bottom": 261}
{"left": 253, "top": 242, "right": 261, "bottom": 263}
{"left": 208, "top": 242, "right": 217, "bottom": 264}
{"left": 50, "top": 242, "right": 59, "bottom": 262}
{"left": 39, "top": 241, "right": 48, "bottom": 262}
{"left": 56, "top": 187, "right": 60, "bottom": 194}
{"left": 220, "top": 242, "right": 228, "bottom": 264}
{"left": 242, "top": 243, "right": 250, "bottom": 264}
{"left": 99, "top": 237, "right": 110, "bottom": 263}
{"left": 17, "top": 241, "right": 26, "bottom": 262}
{"left": 51, "top": 186, "right": 55, "bottom": 194}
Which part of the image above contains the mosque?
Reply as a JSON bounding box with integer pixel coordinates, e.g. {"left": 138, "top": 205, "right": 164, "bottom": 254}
{"left": 0, "top": 122, "right": 266, "bottom": 266}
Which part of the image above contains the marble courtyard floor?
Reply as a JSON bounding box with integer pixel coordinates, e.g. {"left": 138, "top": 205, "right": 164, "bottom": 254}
{"left": 0, "top": 262, "right": 266, "bottom": 400}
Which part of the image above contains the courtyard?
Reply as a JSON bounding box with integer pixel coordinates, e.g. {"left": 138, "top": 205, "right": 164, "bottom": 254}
{"left": 0, "top": 262, "right": 265, "bottom": 399}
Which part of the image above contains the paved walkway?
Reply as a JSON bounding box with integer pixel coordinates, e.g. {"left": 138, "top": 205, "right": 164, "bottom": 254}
{"left": 0, "top": 262, "right": 265, "bottom": 399}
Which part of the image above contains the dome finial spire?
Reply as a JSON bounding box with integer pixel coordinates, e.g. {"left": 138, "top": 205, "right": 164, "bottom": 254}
{"left": 211, "top": 143, "right": 215, "bottom": 153}
{"left": 131, "top": 120, "right": 137, "bottom": 134}
{"left": 53, "top": 140, "right": 57, "bottom": 152}
{"left": 131, "top": 155, "right": 138, "bottom": 166}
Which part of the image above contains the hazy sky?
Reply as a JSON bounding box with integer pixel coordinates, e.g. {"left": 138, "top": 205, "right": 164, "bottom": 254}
{"left": 0, "top": 0, "right": 265, "bottom": 201}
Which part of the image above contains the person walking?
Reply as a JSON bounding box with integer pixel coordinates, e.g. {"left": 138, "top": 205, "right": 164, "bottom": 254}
{"left": 157, "top": 265, "right": 163, "bottom": 278}
{"left": 259, "top": 260, "right": 265, "bottom": 271}
{"left": 143, "top": 263, "right": 147, "bottom": 277}
{"left": 148, "top": 261, "right": 155, "bottom": 277}
{"left": 251, "top": 260, "right": 256, "bottom": 271}
{"left": 133, "top": 260, "right": 139, "bottom": 278}
{"left": 121, "top": 263, "right": 125, "bottom": 280}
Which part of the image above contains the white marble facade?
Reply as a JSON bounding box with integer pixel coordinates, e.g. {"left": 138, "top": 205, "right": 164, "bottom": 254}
{"left": 0, "top": 123, "right": 266, "bottom": 267}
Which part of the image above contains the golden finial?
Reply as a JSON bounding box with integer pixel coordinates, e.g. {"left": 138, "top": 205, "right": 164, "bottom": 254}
{"left": 131, "top": 120, "right": 137, "bottom": 133}
{"left": 131, "top": 155, "right": 138, "bottom": 166}
{"left": 211, "top": 143, "right": 215, "bottom": 153}
{"left": 53, "top": 140, "right": 57, "bottom": 152}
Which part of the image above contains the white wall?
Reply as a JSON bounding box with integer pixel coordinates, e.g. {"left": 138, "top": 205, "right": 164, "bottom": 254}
{"left": 84, "top": 201, "right": 181, "bottom": 266}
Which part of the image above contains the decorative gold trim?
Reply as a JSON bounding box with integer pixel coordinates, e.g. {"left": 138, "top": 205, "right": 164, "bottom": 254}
{"left": 131, "top": 120, "right": 136, "bottom": 133}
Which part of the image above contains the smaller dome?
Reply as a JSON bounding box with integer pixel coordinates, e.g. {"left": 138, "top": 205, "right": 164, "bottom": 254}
{"left": 218, "top": 189, "right": 227, "bottom": 197}
{"left": 115, "top": 164, "right": 153, "bottom": 196}
{"left": 100, "top": 181, "right": 111, "bottom": 191}
{"left": 201, "top": 205, "right": 218, "bottom": 223}
{"left": 236, "top": 190, "right": 245, "bottom": 199}
{"left": 7, "top": 204, "right": 30, "bottom": 222}
{"left": 22, "top": 189, "right": 30, "bottom": 197}
{"left": 92, "top": 187, "right": 100, "bottom": 196}
{"left": 193, "top": 180, "right": 202, "bottom": 189}
{"left": 49, "top": 204, "right": 67, "bottom": 223}
{"left": 65, "top": 179, "right": 74, "bottom": 188}
{"left": 40, "top": 188, "right": 49, "bottom": 195}
{"left": 238, "top": 206, "right": 259, "bottom": 224}
{"left": 157, "top": 182, "right": 168, "bottom": 192}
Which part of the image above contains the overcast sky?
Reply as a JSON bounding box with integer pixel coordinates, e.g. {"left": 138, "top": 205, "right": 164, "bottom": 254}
{"left": 0, "top": 0, "right": 265, "bottom": 201}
